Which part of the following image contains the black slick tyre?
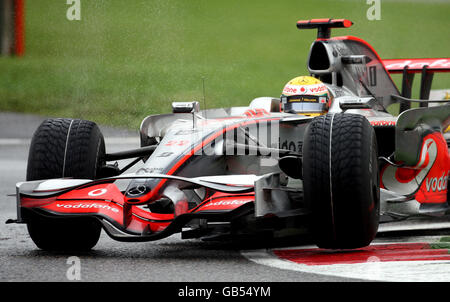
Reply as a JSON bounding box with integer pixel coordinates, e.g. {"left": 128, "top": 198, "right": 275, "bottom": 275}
{"left": 302, "top": 113, "right": 380, "bottom": 249}
{"left": 25, "top": 118, "right": 105, "bottom": 251}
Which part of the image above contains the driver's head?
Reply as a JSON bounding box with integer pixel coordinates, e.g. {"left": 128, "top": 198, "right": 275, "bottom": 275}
{"left": 281, "top": 76, "right": 330, "bottom": 116}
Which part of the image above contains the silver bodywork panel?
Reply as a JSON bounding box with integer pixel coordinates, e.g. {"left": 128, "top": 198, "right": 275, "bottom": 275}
{"left": 395, "top": 104, "right": 450, "bottom": 165}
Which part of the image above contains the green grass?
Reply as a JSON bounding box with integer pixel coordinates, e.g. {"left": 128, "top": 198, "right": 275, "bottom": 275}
{"left": 0, "top": 0, "right": 449, "bottom": 129}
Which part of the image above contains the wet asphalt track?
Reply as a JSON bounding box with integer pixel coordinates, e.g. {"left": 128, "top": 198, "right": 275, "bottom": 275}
{"left": 1, "top": 112, "right": 450, "bottom": 283}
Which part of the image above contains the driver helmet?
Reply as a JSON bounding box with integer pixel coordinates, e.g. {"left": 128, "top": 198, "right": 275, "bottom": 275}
{"left": 281, "top": 76, "right": 331, "bottom": 116}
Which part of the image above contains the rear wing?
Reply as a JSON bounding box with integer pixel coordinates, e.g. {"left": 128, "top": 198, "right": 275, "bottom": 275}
{"left": 296, "top": 18, "right": 353, "bottom": 39}
{"left": 295, "top": 18, "right": 449, "bottom": 112}
{"left": 383, "top": 58, "right": 450, "bottom": 74}
{"left": 383, "top": 58, "right": 450, "bottom": 113}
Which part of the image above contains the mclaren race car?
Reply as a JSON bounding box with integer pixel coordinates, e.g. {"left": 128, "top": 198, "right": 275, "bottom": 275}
{"left": 7, "top": 19, "right": 450, "bottom": 251}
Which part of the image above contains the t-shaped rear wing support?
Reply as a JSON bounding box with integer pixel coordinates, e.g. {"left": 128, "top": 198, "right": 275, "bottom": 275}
{"left": 296, "top": 18, "right": 353, "bottom": 39}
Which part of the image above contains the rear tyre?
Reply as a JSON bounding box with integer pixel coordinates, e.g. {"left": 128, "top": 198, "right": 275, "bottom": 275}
{"left": 302, "top": 113, "right": 380, "bottom": 249}
{"left": 26, "top": 118, "right": 105, "bottom": 251}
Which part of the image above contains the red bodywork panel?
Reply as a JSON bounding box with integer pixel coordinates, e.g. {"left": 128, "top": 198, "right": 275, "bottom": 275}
{"left": 381, "top": 132, "right": 450, "bottom": 204}
{"left": 414, "top": 133, "right": 450, "bottom": 203}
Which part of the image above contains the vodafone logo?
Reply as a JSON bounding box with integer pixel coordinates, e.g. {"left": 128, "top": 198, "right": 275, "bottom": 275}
{"left": 426, "top": 172, "right": 449, "bottom": 192}
{"left": 309, "top": 85, "right": 327, "bottom": 93}
{"left": 88, "top": 188, "right": 107, "bottom": 196}
{"left": 56, "top": 203, "right": 119, "bottom": 213}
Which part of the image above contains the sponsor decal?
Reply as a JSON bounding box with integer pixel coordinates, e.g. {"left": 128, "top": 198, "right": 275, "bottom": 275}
{"left": 425, "top": 172, "right": 449, "bottom": 192}
{"left": 203, "top": 199, "right": 251, "bottom": 208}
{"left": 279, "top": 139, "right": 302, "bottom": 153}
{"left": 88, "top": 188, "right": 107, "bottom": 196}
{"left": 370, "top": 120, "right": 396, "bottom": 127}
{"left": 282, "top": 86, "right": 298, "bottom": 95}
{"left": 308, "top": 85, "right": 327, "bottom": 94}
{"left": 244, "top": 108, "right": 269, "bottom": 118}
{"left": 289, "top": 97, "right": 317, "bottom": 103}
{"left": 175, "top": 129, "right": 200, "bottom": 135}
{"left": 141, "top": 167, "right": 164, "bottom": 173}
{"left": 164, "top": 140, "right": 190, "bottom": 147}
{"left": 56, "top": 203, "right": 119, "bottom": 213}
{"left": 282, "top": 83, "right": 327, "bottom": 96}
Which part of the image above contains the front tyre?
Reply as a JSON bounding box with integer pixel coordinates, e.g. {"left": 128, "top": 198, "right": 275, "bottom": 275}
{"left": 26, "top": 118, "right": 105, "bottom": 251}
{"left": 302, "top": 113, "right": 380, "bottom": 249}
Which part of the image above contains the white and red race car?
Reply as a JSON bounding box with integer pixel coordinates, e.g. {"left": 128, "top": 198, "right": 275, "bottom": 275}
{"left": 7, "top": 19, "right": 450, "bottom": 251}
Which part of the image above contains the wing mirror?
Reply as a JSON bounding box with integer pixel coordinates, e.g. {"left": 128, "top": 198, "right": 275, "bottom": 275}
{"left": 339, "top": 96, "right": 376, "bottom": 110}
{"left": 172, "top": 101, "right": 200, "bottom": 113}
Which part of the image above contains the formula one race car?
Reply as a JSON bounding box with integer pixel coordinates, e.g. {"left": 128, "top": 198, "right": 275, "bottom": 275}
{"left": 7, "top": 19, "right": 450, "bottom": 251}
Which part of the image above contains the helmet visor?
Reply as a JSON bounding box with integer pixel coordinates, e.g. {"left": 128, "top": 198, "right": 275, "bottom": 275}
{"left": 282, "top": 95, "right": 328, "bottom": 113}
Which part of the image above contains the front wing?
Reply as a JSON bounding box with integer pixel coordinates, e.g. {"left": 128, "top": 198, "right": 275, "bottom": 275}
{"left": 10, "top": 174, "right": 258, "bottom": 242}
